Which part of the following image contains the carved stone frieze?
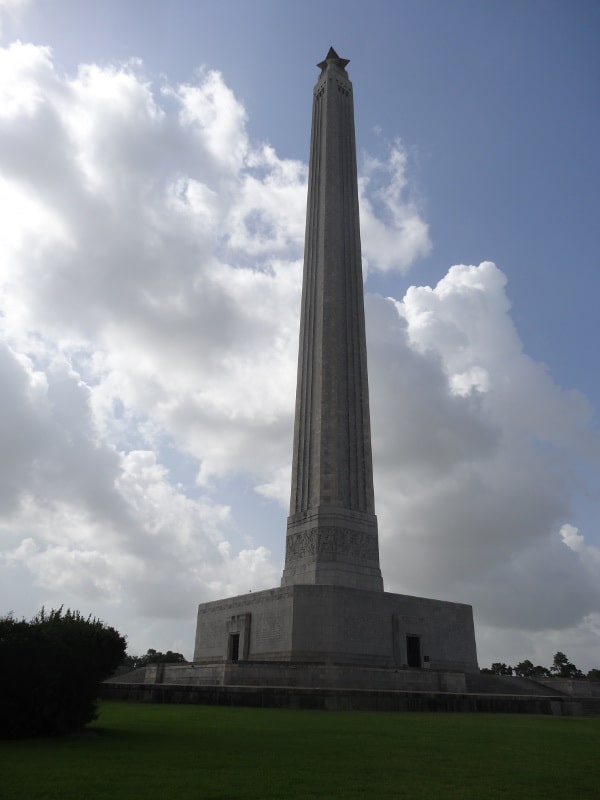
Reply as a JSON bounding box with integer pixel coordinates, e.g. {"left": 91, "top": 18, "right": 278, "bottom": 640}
{"left": 285, "top": 527, "right": 379, "bottom": 563}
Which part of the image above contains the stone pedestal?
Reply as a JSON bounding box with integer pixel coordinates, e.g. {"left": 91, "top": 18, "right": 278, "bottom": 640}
{"left": 194, "top": 584, "right": 478, "bottom": 674}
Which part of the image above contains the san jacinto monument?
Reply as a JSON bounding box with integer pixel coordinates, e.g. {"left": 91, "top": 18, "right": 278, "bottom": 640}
{"left": 189, "top": 48, "right": 479, "bottom": 688}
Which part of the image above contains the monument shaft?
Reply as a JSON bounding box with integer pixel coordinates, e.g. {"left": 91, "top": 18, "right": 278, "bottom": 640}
{"left": 282, "top": 49, "right": 383, "bottom": 591}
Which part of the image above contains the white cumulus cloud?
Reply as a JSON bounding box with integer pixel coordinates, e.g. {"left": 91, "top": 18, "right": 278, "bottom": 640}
{"left": 367, "top": 263, "right": 600, "bottom": 666}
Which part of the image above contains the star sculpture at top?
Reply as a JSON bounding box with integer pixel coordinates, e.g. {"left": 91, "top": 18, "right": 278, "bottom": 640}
{"left": 317, "top": 46, "right": 350, "bottom": 72}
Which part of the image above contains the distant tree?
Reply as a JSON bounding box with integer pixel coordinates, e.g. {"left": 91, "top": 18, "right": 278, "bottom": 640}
{"left": 483, "top": 654, "right": 593, "bottom": 681}
{"left": 551, "top": 651, "right": 583, "bottom": 679}
{"left": 514, "top": 659, "right": 534, "bottom": 677}
{"left": 145, "top": 648, "right": 186, "bottom": 664}
{"left": 0, "top": 608, "right": 126, "bottom": 739}
{"left": 121, "top": 652, "right": 145, "bottom": 670}
{"left": 514, "top": 660, "right": 551, "bottom": 678}
{"left": 486, "top": 663, "right": 513, "bottom": 676}
{"left": 121, "top": 648, "right": 186, "bottom": 670}
{"left": 531, "top": 664, "right": 552, "bottom": 678}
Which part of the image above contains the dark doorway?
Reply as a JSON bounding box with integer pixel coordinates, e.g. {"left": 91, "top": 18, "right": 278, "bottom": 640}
{"left": 406, "top": 635, "right": 421, "bottom": 668}
{"left": 228, "top": 633, "right": 240, "bottom": 662}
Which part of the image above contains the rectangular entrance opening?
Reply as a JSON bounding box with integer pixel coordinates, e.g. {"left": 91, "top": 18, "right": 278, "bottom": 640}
{"left": 406, "top": 635, "right": 421, "bottom": 668}
{"left": 228, "top": 632, "right": 240, "bottom": 663}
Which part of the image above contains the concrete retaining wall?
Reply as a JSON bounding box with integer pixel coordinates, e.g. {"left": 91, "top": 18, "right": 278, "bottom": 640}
{"left": 145, "top": 662, "right": 467, "bottom": 692}
{"left": 536, "top": 678, "right": 600, "bottom": 697}
{"left": 100, "top": 682, "right": 600, "bottom": 715}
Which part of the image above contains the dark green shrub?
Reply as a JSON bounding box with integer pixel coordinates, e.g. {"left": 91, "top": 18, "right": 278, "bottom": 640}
{"left": 0, "top": 608, "right": 126, "bottom": 738}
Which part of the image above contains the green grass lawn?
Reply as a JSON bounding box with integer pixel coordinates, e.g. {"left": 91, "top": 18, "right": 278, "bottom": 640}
{"left": 1, "top": 702, "right": 599, "bottom": 799}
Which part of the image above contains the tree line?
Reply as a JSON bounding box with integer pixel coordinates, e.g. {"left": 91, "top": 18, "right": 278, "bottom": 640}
{"left": 121, "top": 648, "right": 187, "bottom": 670}
{"left": 482, "top": 651, "right": 600, "bottom": 680}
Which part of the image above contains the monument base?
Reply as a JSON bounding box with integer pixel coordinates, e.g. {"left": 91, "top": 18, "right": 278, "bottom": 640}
{"left": 142, "top": 660, "right": 467, "bottom": 692}
{"left": 193, "top": 584, "right": 478, "bottom": 674}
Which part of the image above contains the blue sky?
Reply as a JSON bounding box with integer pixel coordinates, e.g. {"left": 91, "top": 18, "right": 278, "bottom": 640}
{"left": 1, "top": 0, "right": 599, "bottom": 670}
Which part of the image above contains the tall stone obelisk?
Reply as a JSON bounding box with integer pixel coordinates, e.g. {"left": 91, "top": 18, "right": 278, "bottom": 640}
{"left": 192, "top": 49, "right": 477, "bottom": 676}
{"left": 281, "top": 48, "right": 383, "bottom": 592}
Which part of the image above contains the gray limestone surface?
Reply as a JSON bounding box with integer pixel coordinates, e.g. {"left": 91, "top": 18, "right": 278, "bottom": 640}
{"left": 194, "top": 584, "right": 478, "bottom": 673}
{"left": 190, "top": 49, "right": 479, "bottom": 687}
{"left": 283, "top": 47, "right": 382, "bottom": 592}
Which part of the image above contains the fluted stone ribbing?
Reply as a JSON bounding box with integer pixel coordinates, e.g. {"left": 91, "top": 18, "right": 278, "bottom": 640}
{"left": 281, "top": 48, "right": 383, "bottom": 592}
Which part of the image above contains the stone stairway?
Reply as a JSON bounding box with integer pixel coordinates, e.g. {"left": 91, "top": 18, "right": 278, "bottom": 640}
{"left": 465, "top": 673, "right": 565, "bottom": 696}
{"left": 105, "top": 666, "right": 148, "bottom": 684}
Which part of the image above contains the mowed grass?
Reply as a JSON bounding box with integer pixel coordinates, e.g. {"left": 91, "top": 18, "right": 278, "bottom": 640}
{"left": 1, "top": 702, "right": 599, "bottom": 800}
